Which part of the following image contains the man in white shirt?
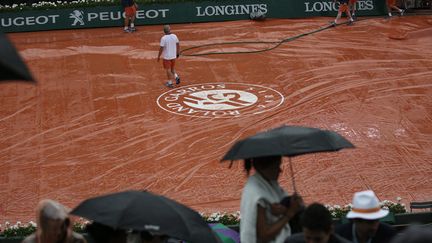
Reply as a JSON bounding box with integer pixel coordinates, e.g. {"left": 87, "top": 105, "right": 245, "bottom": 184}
{"left": 157, "top": 25, "right": 180, "bottom": 88}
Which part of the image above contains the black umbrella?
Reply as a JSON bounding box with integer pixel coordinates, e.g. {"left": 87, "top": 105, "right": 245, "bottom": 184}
{"left": 0, "top": 32, "right": 35, "bottom": 83}
{"left": 71, "top": 190, "right": 220, "bottom": 243}
{"left": 222, "top": 125, "right": 354, "bottom": 191}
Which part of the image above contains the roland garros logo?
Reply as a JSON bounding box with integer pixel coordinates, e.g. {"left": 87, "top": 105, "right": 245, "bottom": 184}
{"left": 157, "top": 83, "right": 284, "bottom": 118}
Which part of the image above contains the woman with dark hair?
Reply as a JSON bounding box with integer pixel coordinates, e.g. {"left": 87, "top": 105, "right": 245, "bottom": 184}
{"left": 240, "top": 156, "right": 303, "bottom": 243}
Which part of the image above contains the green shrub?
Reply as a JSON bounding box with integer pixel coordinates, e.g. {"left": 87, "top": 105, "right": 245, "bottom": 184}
{"left": 0, "top": 221, "right": 36, "bottom": 238}
{"left": 201, "top": 211, "right": 241, "bottom": 225}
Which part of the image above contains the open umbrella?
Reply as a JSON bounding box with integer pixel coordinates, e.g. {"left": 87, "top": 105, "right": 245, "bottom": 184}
{"left": 0, "top": 32, "right": 35, "bottom": 83}
{"left": 222, "top": 125, "right": 354, "bottom": 191}
{"left": 71, "top": 190, "right": 220, "bottom": 243}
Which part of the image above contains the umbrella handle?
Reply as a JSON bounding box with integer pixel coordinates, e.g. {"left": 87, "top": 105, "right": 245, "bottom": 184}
{"left": 288, "top": 157, "right": 297, "bottom": 193}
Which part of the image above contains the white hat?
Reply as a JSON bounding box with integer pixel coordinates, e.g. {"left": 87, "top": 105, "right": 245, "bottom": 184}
{"left": 346, "top": 190, "right": 389, "bottom": 220}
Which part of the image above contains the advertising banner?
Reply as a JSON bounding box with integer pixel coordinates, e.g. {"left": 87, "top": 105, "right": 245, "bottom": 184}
{"left": 0, "top": 0, "right": 386, "bottom": 33}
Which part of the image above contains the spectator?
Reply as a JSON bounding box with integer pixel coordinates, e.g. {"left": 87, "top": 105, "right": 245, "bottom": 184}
{"left": 348, "top": 0, "right": 358, "bottom": 20}
{"left": 390, "top": 225, "right": 432, "bottom": 243}
{"left": 22, "top": 199, "right": 86, "bottom": 243}
{"left": 332, "top": 0, "right": 354, "bottom": 26}
{"left": 386, "top": 0, "right": 404, "bottom": 17}
{"left": 157, "top": 24, "right": 181, "bottom": 88}
{"left": 121, "top": 0, "right": 137, "bottom": 33}
{"left": 336, "top": 190, "right": 397, "bottom": 243}
{"left": 285, "top": 203, "right": 351, "bottom": 243}
{"left": 140, "top": 231, "right": 171, "bottom": 243}
{"left": 240, "top": 155, "right": 303, "bottom": 243}
{"left": 86, "top": 222, "right": 127, "bottom": 243}
{"left": 87, "top": 224, "right": 174, "bottom": 243}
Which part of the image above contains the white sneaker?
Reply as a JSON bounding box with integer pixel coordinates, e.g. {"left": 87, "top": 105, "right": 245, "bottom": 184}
{"left": 165, "top": 82, "right": 174, "bottom": 88}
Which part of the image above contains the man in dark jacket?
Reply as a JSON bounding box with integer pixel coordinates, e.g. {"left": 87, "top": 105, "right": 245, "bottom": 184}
{"left": 285, "top": 203, "right": 351, "bottom": 243}
{"left": 335, "top": 190, "right": 397, "bottom": 243}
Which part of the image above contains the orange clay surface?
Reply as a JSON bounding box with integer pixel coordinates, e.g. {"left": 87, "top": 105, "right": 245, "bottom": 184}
{"left": 1, "top": 16, "right": 432, "bottom": 223}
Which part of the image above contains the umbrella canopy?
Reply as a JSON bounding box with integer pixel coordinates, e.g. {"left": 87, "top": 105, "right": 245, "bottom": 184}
{"left": 71, "top": 190, "right": 220, "bottom": 243}
{"left": 0, "top": 32, "right": 35, "bottom": 83}
{"left": 222, "top": 125, "right": 354, "bottom": 161}
{"left": 222, "top": 125, "right": 354, "bottom": 192}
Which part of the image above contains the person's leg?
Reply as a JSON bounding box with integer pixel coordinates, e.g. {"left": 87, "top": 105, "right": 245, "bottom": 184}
{"left": 345, "top": 6, "right": 354, "bottom": 23}
{"left": 130, "top": 15, "right": 136, "bottom": 31}
{"left": 174, "top": 71, "right": 180, "bottom": 85}
{"left": 130, "top": 5, "right": 137, "bottom": 31}
{"left": 123, "top": 14, "right": 130, "bottom": 32}
{"left": 165, "top": 68, "right": 174, "bottom": 87}
{"left": 335, "top": 3, "right": 349, "bottom": 24}
{"left": 334, "top": 9, "right": 343, "bottom": 24}
{"left": 387, "top": 4, "right": 394, "bottom": 16}
{"left": 386, "top": 0, "right": 403, "bottom": 16}
{"left": 165, "top": 68, "right": 173, "bottom": 81}
{"left": 350, "top": 1, "right": 357, "bottom": 19}
{"left": 170, "top": 60, "right": 180, "bottom": 85}
{"left": 392, "top": 5, "right": 404, "bottom": 15}
{"left": 163, "top": 60, "right": 174, "bottom": 87}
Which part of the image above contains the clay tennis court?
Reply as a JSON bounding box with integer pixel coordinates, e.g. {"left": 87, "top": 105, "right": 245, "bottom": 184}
{"left": 1, "top": 14, "right": 432, "bottom": 223}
